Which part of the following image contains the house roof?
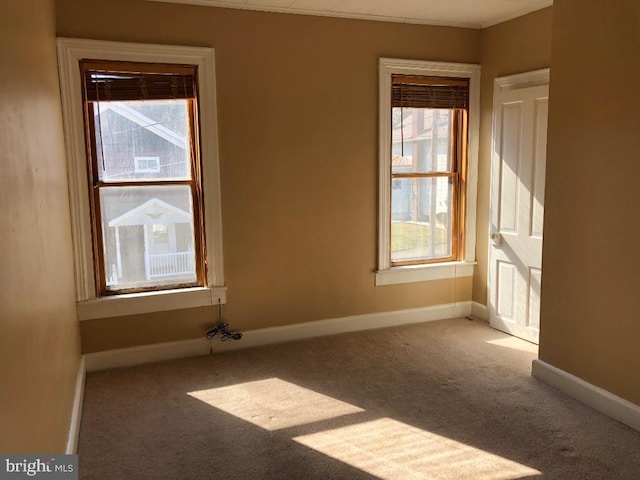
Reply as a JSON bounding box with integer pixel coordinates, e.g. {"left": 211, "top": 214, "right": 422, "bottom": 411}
{"left": 392, "top": 155, "right": 412, "bottom": 167}
{"left": 108, "top": 198, "right": 192, "bottom": 227}
{"left": 98, "top": 102, "right": 187, "bottom": 150}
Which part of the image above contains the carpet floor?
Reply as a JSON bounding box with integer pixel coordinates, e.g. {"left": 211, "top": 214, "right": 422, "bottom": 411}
{"left": 78, "top": 318, "right": 640, "bottom": 479}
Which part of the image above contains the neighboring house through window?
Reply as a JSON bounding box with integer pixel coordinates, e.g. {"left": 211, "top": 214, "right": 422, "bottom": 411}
{"left": 377, "top": 58, "right": 480, "bottom": 286}
{"left": 57, "top": 39, "right": 225, "bottom": 319}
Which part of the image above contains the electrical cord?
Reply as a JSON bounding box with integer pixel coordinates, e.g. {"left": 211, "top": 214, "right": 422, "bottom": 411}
{"left": 206, "top": 299, "right": 243, "bottom": 342}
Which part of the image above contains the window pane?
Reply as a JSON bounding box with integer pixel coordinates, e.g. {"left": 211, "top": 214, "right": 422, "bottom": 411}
{"left": 391, "top": 177, "right": 453, "bottom": 262}
{"left": 99, "top": 185, "right": 198, "bottom": 291}
{"left": 93, "top": 100, "right": 191, "bottom": 182}
{"left": 391, "top": 108, "right": 452, "bottom": 174}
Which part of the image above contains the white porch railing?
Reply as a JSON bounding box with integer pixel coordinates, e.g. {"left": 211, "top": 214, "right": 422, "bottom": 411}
{"left": 146, "top": 251, "right": 195, "bottom": 279}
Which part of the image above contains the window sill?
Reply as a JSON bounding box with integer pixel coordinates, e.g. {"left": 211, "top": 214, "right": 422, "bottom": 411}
{"left": 375, "top": 261, "right": 475, "bottom": 286}
{"left": 77, "top": 286, "right": 227, "bottom": 321}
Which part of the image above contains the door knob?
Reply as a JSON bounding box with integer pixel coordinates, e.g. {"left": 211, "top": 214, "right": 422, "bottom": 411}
{"left": 490, "top": 232, "right": 501, "bottom": 246}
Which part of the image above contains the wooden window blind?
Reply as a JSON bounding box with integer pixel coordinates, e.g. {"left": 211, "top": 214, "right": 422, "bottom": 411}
{"left": 392, "top": 75, "right": 469, "bottom": 110}
{"left": 82, "top": 61, "right": 197, "bottom": 101}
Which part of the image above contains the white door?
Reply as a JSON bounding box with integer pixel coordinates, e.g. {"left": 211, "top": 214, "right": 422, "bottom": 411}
{"left": 489, "top": 77, "right": 549, "bottom": 344}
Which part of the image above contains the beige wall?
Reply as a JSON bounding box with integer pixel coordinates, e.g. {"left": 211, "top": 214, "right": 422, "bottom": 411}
{"left": 540, "top": 0, "right": 640, "bottom": 404}
{"left": 475, "top": 7, "right": 553, "bottom": 304}
{"left": 56, "top": 0, "right": 478, "bottom": 353}
{"left": 0, "top": 0, "right": 81, "bottom": 452}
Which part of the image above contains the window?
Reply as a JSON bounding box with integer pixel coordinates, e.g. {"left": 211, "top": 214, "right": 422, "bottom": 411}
{"left": 390, "top": 76, "right": 468, "bottom": 265}
{"left": 377, "top": 59, "right": 479, "bottom": 286}
{"left": 82, "top": 61, "right": 204, "bottom": 294}
{"left": 134, "top": 156, "right": 161, "bottom": 173}
{"left": 57, "top": 39, "right": 224, "bottom": 319}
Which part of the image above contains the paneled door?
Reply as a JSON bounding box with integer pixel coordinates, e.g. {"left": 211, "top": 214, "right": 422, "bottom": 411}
{"left": 489, "top": 72, "right": 549, "bottom": 344}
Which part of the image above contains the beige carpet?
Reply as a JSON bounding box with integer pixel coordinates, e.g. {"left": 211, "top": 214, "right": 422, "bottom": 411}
{"left": 78, "top": 318, "right": 640, "bottom": 479}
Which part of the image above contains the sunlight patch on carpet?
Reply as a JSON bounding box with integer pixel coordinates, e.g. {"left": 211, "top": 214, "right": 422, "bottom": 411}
{"left": 294, "top": 418, "right": 541, "bottom": 480}
{"left": 188, "top": 378, "right": 364, "bottom": 431}
{"left": 486, "top": 337, "right": 538, "bottom": 354}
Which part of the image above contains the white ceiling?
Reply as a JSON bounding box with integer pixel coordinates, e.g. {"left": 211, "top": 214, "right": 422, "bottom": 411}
{"left": 146, "top": 0, "right": 553, "bottom": 29}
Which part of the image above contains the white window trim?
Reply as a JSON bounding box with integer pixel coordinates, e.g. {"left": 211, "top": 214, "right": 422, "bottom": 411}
{"left": 376, "top": 58, "right": 480, "bottom": 286}
{"left": 57, "top": 38, "right": 226, "bottom": 319}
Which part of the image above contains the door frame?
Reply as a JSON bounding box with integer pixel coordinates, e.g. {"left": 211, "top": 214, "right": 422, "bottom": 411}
{"left": 487, "top": 68, "right": 550, "bottom": 339}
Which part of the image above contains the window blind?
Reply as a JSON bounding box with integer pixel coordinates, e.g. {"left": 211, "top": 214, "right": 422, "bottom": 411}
{"left": 392, "top": 75, "right": 469, "bottom": 110}
{"left": 81, "top": 61, "right": 197, "bottom": 101}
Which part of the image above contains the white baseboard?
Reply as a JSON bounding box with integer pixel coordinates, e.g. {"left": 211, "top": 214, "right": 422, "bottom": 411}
{"left": 66, "top": 356, "right": 86, "bottom": 454}
{"left": 85, "top": 301, "right": 472, "bottom": 372}
{"left": 470, "top": 301, "right": 489, "bottom": 322}
{"left": 532, "top": 359, "right": 640, "bottom": 432}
